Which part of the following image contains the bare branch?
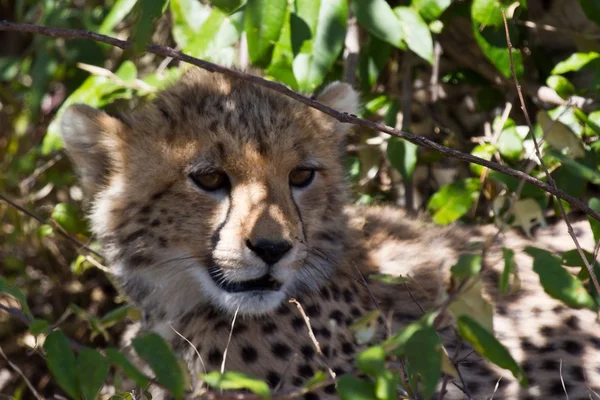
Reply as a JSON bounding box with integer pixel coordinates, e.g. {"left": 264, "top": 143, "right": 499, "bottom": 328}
{"left": 1, "top": 21, "right": 599, "bottom": 222}
{"left": 501, "top": 9, "right": 600, "bottom": 295}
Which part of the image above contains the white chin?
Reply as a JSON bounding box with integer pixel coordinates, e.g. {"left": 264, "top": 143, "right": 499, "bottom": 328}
{"left": 191, "top": 268, "right": 288, "bottom": 316}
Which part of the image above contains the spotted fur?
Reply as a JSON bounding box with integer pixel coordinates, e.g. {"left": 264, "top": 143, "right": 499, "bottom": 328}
{"left": 60, "top": 69, "right": 600, "bottom": 399}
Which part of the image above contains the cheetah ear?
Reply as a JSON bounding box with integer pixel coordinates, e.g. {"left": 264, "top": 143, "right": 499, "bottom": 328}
{"left": 60, "top": 104, "right": 126, "bottom": 197}
{"left": 315, "top": 82, "right": 359, "bottom": 133}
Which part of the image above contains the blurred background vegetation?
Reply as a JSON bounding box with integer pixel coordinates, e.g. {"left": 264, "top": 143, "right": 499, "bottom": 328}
{"left": 1, "top": 0, "right": 600, "bottom": 398}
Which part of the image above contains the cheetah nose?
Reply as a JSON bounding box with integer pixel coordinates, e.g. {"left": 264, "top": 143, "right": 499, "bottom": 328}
{"left": 246, "top": 239, "right": 292, "bottom": 265}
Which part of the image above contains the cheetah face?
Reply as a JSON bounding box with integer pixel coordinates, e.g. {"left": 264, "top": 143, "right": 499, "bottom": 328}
{"left": 60, "top": 69, "right": 358, "bottom": 318}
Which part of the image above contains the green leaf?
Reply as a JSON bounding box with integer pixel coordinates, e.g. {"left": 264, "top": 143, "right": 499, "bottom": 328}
{"left": 500, "top": 248, "right": 515, "bottom": 294}
{"left": 0, "top": 276, "right": 32, "bottom": 317}
{"left": 427, "top": 178, "right": 481, "bottom": 225}
{"left": 471, "top": 0, "right": 519, "bottom": 27}
{"left": 106, "top": 348, "right": 150, "bottom": 389}
{"left": 337, "top": 376, "right": 376, "bottom": 400}
{"left": 356, "top": 345, "right": 386, "bottom": 376}
{"left": 449, "top": 280, "right": 494, "bottom": 332}
{"left": 266, "top": 3, "right": 298, "bottom": 89}
{"left": 358, "top": 35, "right": 392, "bottom": 92}
{"left": 115, "top": 61, "right": 137, "bottom": 82}
{"left": 131, "top": 0, "right": 170, "bottom": 54}
{"left": 405, "top": 325, "right": 441, "bottom": 397}
{"left": 588, "top": 198, "right": 600, "bottom": 242}
{"left": 44, "top": 331, "right": 78, "bottom": 399}
{"left": 546, "top": 75, "right": 575, "bottom": 99}
{"left": 77, "top": 348, "right": 109, "bottom": 400}
{"left": 352, "top": 0, "right": 405, "bottom": 48}
{"left": 551, "top": 52, "right": 600, "bottom": 75}
{"left": 578, "top": 0, "right": 600, "bottom": 25}
{"left": 202, "top": 371, "right": 271, "bottom": 399}
{"left": 387, "top": 137, "right": 418, "bottom": 182}
{"left": 383, "top": 313, "right": 435, "bottom": 356}
{"left": 51, "top": 203, "right": 81, "bottom": 234}
{"left": 473, "top": 23, "right": 523, "bottom": 79}
{"left": 584, "top": 110, "right": 600, "bottom": 136}
{"left": 292, "top": 0, "right": 348, "bottom": 92}
{"left": 170, "top": 0, "right": 211, "bottom": 48}
{"left": 525, "top": 247, "right": 597, "bottom": 310}
{"left": 470, "top": 143, "right": 496, "bottom": 175}
{"left": 457, "top": 315, "right": 526, "bottom": 385}
{"left": 412, "top": 0, "right": 452, "bottom": 21}
{"left": 497, "top": 126, "right": 523, "bottom": 160}
{"left": 303, "top": 370, "right": 328, "bottom": 391}
{"left": 98, "top": 0, "right": 137, "bottom": 35}
{"left": 245, "top": 0, "right": 288, "bottom": 67}
{"left": 451, "top": 254, "right": 482, "bottom": 280}
{"left": 211, "top": 0, "right": 246, "bottom": 14}
{"left": 185, "top": 7, "right": 241, "bottom": 64}
{"left": 132, "top": 333, "right": 186, "bottom": 399}
{"left": 29, "top": 319, "right": 50, "bottom": 336}
{"left": 394, "top": 7, "right": 433, "bottom": 63}
{"left": 547, "top": 150, "right": 600, "bottom": 184}
{"left": 561, "top": 248, "right": 596, "bottom": 268}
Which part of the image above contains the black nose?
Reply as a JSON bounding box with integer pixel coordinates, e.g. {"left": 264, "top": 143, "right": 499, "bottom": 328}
{"left": 246, "top": 239, "right": 292, "bottom": 265}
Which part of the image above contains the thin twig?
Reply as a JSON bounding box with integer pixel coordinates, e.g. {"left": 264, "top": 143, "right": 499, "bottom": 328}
{"left": 288, "top": 298, "right": 335, "bottom": 379}
{"left": 1, "top": 21, "right": 599, "bottom": 222}
{"left": 0, "top": 345, "right": 44, "bottom": 400}
{"left": 170, "top": 323, "right": 207, "bottom": 375}
{"left": 559, "top": 358, "right": 570, "bottom": 400}
{"left": 502, "top": 9, "right": 600, "bottom": 295}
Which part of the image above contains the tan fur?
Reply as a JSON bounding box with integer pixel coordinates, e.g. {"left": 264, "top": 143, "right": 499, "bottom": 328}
{"left": 60, "top": 69, "right": 600, "bottom": 399}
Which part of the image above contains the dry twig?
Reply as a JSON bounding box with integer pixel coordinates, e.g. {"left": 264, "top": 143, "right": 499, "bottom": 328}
{"left": 0, "top": 21, "right": 599, "bottom": 222}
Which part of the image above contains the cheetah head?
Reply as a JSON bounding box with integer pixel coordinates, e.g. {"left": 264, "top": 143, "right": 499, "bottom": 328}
{"left": 60, "top": 69, "right": 358, "bottom": 318}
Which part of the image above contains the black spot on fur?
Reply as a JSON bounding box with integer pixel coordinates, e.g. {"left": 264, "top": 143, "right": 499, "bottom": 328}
{"left": 590, "top": 336, "right": 600, "bottom": 349}
{"left": 208, "top": 348, "right": 221, "bottom": 365}
{"left": 467, "top": 381, "right": 480, "bottom": 394}
{"left": 151, "top": 219, "right": 161, "bottom": 227}
{"left": 552, "top": 305, "right": 566, "bottom": 314}
{"left": 329, "top": 310, "right": 344, "bottom": 324}
{"left": 521, "top": 338, "right": 537, "bottom": 352}
{"left": 262, "top": 322, "right": 277, "bottom": 334}
{"left": 241, "top": 346, "right": 258, "bottom": 363}
{"left": 324, "top": 384, "right": 336, "bottom": 394}
{"left": 214, "top": 320, "right": 228, "bottom": 331}
{"left": 301, "top": 344, "right": 315, "bottom": 360}
{"left": 540, "top": 326, "right": 554, "bottom": 337}
{"left": 232, "top": 323, "right": 248, "bottom": 335}
{"left": 298, "top": 364, "right": 314, "bottom": 379}
{"left": 540, "top": 359, "right": 559, "bottom": 371}
{"left": 341, "top": 342, "right": 354, "bottom": 355}
{"left": 350, "top": 306, "right": 362, "bottom": 317}
{"left": 272, "top": 342, "right": 292, "bottom": 359}
{"left": 330, "top": 284, "right": 340, "bottom": 300}
{"left": 564, "top": 315, "right": 580, "bottom": 330}
{"left": 304, "top": 393, "right": 319, "bottom": 400}
{"left": 291, "top": 317, "right": 305, "bottom": 332}
{"left": 549, "top": 379, "right": 571, "bottom": 395}
{"left": 158, "top": 236, "right": 168, "bottom": 247}
{"left": 317, "top": 327, "right": 331, "bottom": 339}
{"left": 321, "top": 287, "right": 330, "bottom": 300}
{"left": 343, "top": 289, "right": 353, "bottom": 303}
{"left": 322, "top": 345, "right": 331, "bottom": 358}
{"left": 563, "top": 340, "right": 583, "bottom": 355}
{"left": 569, "top": 365, "right": 585, "bottom": 382}
{"left": 266, "top": 371, "right": 281, "bottom": 388}
{"left": 306, "top": 304, "right": 320, "bottom": 318}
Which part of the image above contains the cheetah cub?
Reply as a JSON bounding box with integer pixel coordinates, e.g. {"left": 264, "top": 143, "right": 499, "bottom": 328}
{"left": 60, "top": 69, "right": 599, "bottom": 399}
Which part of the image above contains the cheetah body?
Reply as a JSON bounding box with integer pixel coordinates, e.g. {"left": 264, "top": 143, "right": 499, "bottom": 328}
{"left": 60, "top": 70, "right": 600, "bottom": 399}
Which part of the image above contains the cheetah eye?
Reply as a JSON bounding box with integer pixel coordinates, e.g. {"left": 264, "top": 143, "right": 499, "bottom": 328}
{"left": 189, "top": 171, "right": 230, "bottom": 192}
{"left": 289, "top": 168, "right": 315, "bottom": 188}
